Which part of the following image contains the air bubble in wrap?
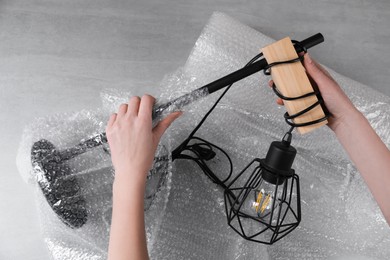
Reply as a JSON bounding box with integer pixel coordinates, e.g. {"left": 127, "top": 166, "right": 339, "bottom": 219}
{"left": 16, "top": 12, "right": 390, "bottom": 260}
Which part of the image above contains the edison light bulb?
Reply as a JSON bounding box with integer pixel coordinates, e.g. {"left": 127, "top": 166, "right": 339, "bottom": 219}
{"left": 241, "top": 179, "right": 284, "bottom": 221}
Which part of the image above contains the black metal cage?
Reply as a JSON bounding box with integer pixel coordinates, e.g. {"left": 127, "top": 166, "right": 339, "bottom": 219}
{"left": 224, "top": 158, "right": 301, "bottom": 244}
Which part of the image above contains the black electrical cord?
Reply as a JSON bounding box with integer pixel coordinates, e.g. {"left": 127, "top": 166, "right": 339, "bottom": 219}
{"left": 172, "top": 41, "right": 329, "bottom": 190}
{"left": 267, "top": 54, "right": 329, "bottom": 128}
{"left": 271, "top": 83, "right": 329, "bottom": 128}
{"left": 172, "top": 53, "right": 264, "bottom": 190}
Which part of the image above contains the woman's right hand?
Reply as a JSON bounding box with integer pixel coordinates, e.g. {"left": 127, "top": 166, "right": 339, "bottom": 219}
{"left": 269, "top": 53, "right": 361, "bottom": 133}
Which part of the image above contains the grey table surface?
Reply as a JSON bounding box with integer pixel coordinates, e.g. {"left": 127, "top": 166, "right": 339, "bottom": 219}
{"left": 0, "top": 0, "right": 389, "bottom": 259}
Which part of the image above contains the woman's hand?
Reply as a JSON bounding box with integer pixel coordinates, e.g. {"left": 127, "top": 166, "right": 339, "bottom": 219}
{"left": 270, "top": 53, "right": 360, "bottom": 132}
{"left": 106, "top": 95, "right": 182, "bottom": 186}
{"left": 107, "top": 95, "right": 182, "bottom": 260}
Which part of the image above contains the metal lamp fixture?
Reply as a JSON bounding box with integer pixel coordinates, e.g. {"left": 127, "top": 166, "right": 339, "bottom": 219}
{"left": 224, "top": 132, "right": 300, "bottom": 244}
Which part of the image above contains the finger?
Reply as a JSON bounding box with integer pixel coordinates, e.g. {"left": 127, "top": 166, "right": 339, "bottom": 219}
{"left": 312, "top": 59, "right": 332, "bottom": 78}
{"left": 107, "top": 113, "right": 117, "bottom": 127}
{"left": 138, "top": 94, "right": 155, "bottom": 119}
{"left": 303, "top": 54, "right": 333, "bottom": 84}
{"left": 304, "top": 53, "right": 331, "bottom": 77}
{"left": 127, "top": 96, "right": 141, "bottom": 116}
{"left": 117, "top": 103, "right": 128, "bottom": 117}
{"left": 276, "top": 98, "right": 284, "bottom": 106}
{"left": 268, "top": 80, "right": 274, "bottom": 88}
{"left": 153, "top": 111, "right": 182, "bottom": 141}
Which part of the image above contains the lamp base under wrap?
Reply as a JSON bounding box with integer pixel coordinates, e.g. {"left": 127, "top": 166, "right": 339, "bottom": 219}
{"left": 16, "top": 12, "right": 390, "bottom": 260}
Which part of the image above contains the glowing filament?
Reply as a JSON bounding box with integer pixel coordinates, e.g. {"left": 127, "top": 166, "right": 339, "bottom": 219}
{"left": 260, "top": 194, "right": 271, "bottom": 213}
{"left": 254, "top": 192, "right": 263, "bottom": 212}
{"left": 253, "top": 191, "right": 272, "bottom": 214}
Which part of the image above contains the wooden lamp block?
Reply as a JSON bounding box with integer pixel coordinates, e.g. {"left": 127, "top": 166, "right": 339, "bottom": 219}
{"left": 261, "top": 37, "right": 328, "bottom": 134}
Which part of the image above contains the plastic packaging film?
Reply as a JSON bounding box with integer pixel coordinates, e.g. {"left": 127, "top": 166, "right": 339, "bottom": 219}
{"left": 16, "top": 12, "right": 390, "bottom": 260}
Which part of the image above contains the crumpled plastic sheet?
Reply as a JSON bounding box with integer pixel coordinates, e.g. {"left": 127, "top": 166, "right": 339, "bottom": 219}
{"left": 16, "top": 12, "right": 390, "bottom": 260}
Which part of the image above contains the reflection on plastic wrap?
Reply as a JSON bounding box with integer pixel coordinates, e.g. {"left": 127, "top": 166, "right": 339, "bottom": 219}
{"left": 16, "top": 12, "right": 390, "bottom": 260}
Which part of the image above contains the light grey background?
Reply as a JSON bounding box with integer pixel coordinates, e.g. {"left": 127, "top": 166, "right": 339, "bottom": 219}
{"left": 0, "top": 0, "right": 389, "bottom": 259}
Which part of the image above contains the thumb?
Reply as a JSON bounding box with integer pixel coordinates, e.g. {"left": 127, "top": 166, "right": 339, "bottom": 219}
{"left": 153, "top": 111, "right": 183, "bottom": 140}
{"left": 303, "top": 54, "right": 334, "bottom": 86}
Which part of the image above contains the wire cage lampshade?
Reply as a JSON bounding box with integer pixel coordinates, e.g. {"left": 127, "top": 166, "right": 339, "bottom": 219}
{"left": 224, "top": 135, "right": 301, "bottom": 244}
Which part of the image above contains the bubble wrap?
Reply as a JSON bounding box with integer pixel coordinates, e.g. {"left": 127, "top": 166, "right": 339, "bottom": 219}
{"left": 16, "top": 12, "right": 390, "bottom": 260}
